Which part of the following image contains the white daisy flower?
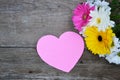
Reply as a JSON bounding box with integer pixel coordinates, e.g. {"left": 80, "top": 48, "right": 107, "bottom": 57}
{"left": 106, "top": 53, "right": 120, "bottom": 64}
{"left": 87, "top": 0, "right": 111, "bottom": 11}
{"left": 105, "top": 37, "right": 120, "bottom": 64}
{"left": 88, "top": 7, "right": 115, "bottom": 31}
{"left": 111, "top": 37, "right": 120, "bottom": 52}
{"left": 94, "top": 0, "right": 111, "bottom": 11}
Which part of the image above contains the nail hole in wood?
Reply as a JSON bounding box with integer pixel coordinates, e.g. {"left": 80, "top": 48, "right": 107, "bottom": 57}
{"left": 28, "top": 71, "right": 33, "bottom": 73}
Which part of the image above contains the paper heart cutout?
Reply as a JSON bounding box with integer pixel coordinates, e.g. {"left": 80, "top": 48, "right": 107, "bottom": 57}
{"left": 37, "top": 31, "right": 84, "bottom": 72}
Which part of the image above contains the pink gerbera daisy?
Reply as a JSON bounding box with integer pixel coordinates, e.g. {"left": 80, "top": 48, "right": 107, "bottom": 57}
{"left": 72, "top": 3, "right": 95, "bottom": 31}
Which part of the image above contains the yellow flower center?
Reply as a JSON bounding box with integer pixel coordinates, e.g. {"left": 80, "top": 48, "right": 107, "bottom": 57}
{"left": 96, "top": 18, "right": 101, "bottom": 24}
{"left": 83, "top": 14, "right": 87, "bottom": 20}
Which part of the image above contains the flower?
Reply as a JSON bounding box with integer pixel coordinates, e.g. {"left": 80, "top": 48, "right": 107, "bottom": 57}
{"left": 94, "top": 0, "right": 111, "bottom": 11}
{"left": 72, "top": 0, "right": 120, "bottom": 64}
{"left": 72, "top": 3, "right": 94, "bottom": 31}
{"left": 106, "top": 52, "right": 120, "bottom": 64}
{"left": 105, "top": 37, "right": 120, "bottom": 64}
{"left": 111, "top": 37, "right": 120, "bottom": 52}
{"left": 88, "top": 7, "right": 115, "bottom": 31}
{"left": 84, "top": 26, "right": 115, "bottom": 55}
{"left": 87, "top": 0, "right": 111, "bottom": 11}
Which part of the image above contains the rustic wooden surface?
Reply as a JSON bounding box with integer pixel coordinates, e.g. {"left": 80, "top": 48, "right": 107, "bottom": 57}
{"left": 0, "top": 0, "right": 120, "bottom": 80}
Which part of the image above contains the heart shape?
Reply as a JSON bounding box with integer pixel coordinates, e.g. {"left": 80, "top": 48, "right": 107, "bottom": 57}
{"left": 37, "top": 31, "right": 84, "bottom": 72}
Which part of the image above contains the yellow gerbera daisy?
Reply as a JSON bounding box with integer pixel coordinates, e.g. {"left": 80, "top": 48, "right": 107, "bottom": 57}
{"left": 84, "top": 26, "right": 115, "bottom": 55}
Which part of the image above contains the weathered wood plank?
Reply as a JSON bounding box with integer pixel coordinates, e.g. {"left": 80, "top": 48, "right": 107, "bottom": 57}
{"left": 0, "top": 48, "right": 120, "bottom": 80}
{"left": 0, "top": 0, "right": 119, "bottom": 80}
{"left": 0, "top": 0, "right": 85, "bottom": 47}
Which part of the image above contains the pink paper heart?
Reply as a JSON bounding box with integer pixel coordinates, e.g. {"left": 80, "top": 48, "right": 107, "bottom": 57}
{"left": 37, "top": 31, "right": 84, "bottom": 72}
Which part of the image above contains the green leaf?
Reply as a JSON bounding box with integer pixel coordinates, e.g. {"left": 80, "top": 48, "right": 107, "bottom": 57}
{"left": 117, "top": 52, "right": 120, "bottom": 57}
{"left": 110, "top": 0, "right": 120, "bottom": 39}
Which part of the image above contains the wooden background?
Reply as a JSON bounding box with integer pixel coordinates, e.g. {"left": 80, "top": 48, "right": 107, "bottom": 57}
{"left": 0, "top": 0, "right": 120, "bottom": 80}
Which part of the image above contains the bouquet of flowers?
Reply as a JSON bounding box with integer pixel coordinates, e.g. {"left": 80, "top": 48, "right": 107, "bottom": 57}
{"left": 72, "top": 0, "right": 120, "bottom": 64}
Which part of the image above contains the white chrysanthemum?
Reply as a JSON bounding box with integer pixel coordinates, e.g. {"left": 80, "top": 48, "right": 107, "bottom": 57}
{"left": 111, "top": 37, "right": 120, "bottom": 52}
{"left": 87, "top": 0, "right": 111, "bottom": 11}
{"left": 94, "top": 0, "right": 111, "bottom": 11}
{"left": 89, "top": 7, "right": 115, "bottom": 31}
{"left": 106, "top": 54, "right": 120, "bottom": 64}
{"left": 105, "top": 37, "right": 120, "bottom": 64}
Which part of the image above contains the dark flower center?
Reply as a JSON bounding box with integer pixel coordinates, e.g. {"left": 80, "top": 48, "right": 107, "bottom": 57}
{"left": 98, "top": 35, "right": 102, "bottom": 41}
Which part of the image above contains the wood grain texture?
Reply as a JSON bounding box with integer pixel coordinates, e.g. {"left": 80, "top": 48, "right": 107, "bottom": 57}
{"left": 0, "top": 0, "right": 120, "bottom": 80}
{"left": 0, "top": 48, "right": 120, "bottom": 80}
{"left": 0, "top": 0, "right": 85, "bottom": 47}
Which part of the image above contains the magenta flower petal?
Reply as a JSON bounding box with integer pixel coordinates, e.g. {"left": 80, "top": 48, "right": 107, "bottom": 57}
{"left": 72, "top": 3, "right": 95, "bottom": 31}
